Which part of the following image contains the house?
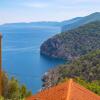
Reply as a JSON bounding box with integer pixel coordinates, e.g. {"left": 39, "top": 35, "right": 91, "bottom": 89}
{"left": 26, "top": 79, "right": 100, "bottom": 100}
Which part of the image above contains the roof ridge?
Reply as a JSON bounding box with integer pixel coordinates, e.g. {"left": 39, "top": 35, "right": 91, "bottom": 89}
{"left": 26, "top": 79, "right": 100, "bottom": 100}
{"left": 73, "top": 81, "right": 100, "bottom": 98}
{"left": 66, "top": 79, "right": 73, "bottom": 100}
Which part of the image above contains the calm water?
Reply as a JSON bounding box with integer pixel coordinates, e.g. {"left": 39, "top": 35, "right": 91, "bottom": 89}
{"left": 0, "top": 26, "right": 65, "bottom": 93}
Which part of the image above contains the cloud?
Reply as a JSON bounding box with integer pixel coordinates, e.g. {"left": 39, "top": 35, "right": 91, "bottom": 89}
{"left": 21, "top": 0, "right": 100, "bottom": 10}
{"left": 22, "top": 2, "right": 48, "bottom": 8}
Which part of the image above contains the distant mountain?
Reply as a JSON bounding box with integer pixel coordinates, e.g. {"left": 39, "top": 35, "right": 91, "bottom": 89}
{"left": 1, "top": 12, "right": 100, "bottom": 31}
{"left": 40, "top": 21, "right": 100, "bottom": 60}
{"left": 0, "top": 22, "right": 61, "bottom": 29}
{"left": 62, "top": 12, "right": 100, "bottom": 32}
{"left": 0, "top": 12, "right": 100, "bottom": 34}
{"left": 0, "top": 18, "right": 82, "bottom": 28}
{"left": 61, "top": 17, "right": 82, "bottom": 26}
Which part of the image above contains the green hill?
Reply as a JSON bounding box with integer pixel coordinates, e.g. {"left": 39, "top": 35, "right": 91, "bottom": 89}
{"left": 41, "top": 21, "right": 100, "bottom": 60}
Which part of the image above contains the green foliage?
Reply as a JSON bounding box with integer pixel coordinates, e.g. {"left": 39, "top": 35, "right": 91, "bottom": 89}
{"left": 2, "top": 73, "right": 32, "bottom": 100}
{"left": 20, "top": 85, "right": 32, "bottom": 98}
{"left": 20, "top": 85, "right": 27, "bottom": 98}
{"left": 58, "top": 50, "right": 100, "bottom": 81}
{"left": 7, "top": 77, "right": 19, "bottom": 99}
{"left": 0, "top": 96, "right": 4, "bottom": 100}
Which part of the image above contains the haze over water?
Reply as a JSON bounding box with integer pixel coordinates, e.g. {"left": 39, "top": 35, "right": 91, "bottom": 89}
{"left": 0, "top": 26, "right": 65, "bottom": 93}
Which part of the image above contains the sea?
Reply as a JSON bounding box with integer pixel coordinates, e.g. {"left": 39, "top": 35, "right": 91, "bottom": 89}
{"left": 0, "top": 26, "right": 65, "bottom": 93}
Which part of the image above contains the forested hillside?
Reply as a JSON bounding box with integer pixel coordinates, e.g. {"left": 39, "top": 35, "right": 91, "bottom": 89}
{"left": 41, "top": 21, "right": 100, "bottom": 60}
{"left": 42, "top": 50, "right": 100, "bottom": 95}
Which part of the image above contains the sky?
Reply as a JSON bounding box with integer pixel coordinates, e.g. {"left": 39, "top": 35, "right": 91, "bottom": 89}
{"left": 0, "top": 0, "right": 100, "bottom": 24}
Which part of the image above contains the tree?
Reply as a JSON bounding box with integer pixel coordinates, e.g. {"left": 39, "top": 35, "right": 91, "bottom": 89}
{"left": 1, "top": 72, "right": 32, "bottom": 100}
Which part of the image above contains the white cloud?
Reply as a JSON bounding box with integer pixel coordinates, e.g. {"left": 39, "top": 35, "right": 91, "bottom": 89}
{"left": 22, "top": 2, "right": 48, "bottom": 8}
{"left": 21, "top": 0, "right": 100, "bottom": 9}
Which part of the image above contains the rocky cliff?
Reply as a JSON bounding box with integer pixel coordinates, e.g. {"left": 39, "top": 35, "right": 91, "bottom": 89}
{"left": 40, "top": 21, "right": 100, "bottom": 60}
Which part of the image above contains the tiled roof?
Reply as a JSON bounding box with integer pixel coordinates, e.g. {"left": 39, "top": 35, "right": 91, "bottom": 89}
{"left": 26, "top": 79, "right": 100, "bottom": 100}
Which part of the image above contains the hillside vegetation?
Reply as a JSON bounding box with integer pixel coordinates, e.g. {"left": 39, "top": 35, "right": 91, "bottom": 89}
{"left": 41, "top": 21, "right": 100, "bottom": 60}
{"left": 42, "top": 50, "right": 100, "bottom": 95}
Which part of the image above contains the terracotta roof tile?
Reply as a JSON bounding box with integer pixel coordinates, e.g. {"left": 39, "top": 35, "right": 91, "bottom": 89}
{"left": 26, "top": 79, "right": 100, "bottom": 100}
{"left": 70, "top": 81, "right": 100, "bottom": 100}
